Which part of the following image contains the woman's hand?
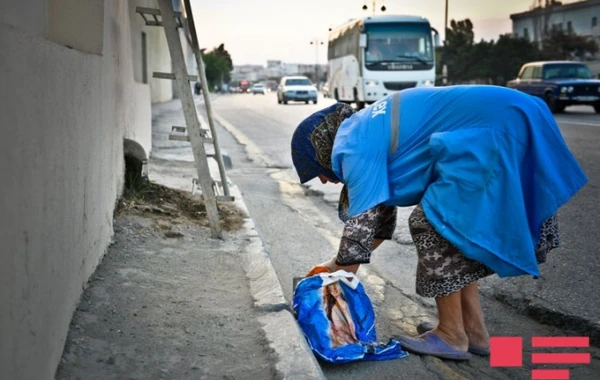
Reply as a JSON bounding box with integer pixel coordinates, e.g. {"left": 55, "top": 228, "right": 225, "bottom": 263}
{"left": 306, "top": 256, "right": 360, "bottom": 276}
{"left": 332, "top": 261, "right": 360, "bottom": 274}
{"left": 305, "top": 256, "right": 336, "bottom": 277}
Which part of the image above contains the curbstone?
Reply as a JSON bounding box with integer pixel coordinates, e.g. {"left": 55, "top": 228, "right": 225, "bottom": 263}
{"left": 229, "top": 181, "right": 326, "bottom": 379}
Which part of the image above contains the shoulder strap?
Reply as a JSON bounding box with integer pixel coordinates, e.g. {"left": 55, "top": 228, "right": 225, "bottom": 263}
{"left": 389, "top": 92, "right": 401, "bottom": 155}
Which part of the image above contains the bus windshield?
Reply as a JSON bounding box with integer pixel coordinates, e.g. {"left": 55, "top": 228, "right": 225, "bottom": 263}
{"left": 365, "top": 22, "right": 433, "bottom": 65}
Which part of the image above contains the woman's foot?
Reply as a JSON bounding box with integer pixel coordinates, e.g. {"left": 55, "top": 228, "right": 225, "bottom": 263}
{"left": 417, "top": 321, "right": 490, "bottom": 356}
{"left": 465, "top": 326, "right": 490, "bottom": 352}
{"left": 430, "top": 326, "right": 469, "bottom": 352}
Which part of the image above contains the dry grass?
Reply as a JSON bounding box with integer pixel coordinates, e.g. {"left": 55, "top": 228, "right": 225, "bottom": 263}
{"left": 117, "top": 181, "right": 246, "bottom": 232}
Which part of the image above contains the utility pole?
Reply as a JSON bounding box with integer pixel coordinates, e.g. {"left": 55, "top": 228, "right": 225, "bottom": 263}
{"left": 442, "top": 0, "right": 449, "bottom": 85}
{"left": 310, "top": 38, "right": 324, "bottom": 84}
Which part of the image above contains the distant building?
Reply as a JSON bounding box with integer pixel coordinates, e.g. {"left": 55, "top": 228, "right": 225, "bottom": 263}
{"left": 510, "top": 0, "right": 600, "bottom": 74}
{"left": 231, "top": 62, "right": 328, "bottom": 82}
{"left": 510, "top": 0, "right": 600, "bottom": 44}
{"left": 266, "top": 60, "right": 282, "bottom": 68}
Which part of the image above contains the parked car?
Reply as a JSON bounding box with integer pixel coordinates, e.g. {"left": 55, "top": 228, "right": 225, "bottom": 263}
{"left": 277, "top": 76, "right": 318, "bottom": 105}
{"left": 507, "top": 61, "right": 600, "bottom": 113}
{"left": 251, "top": 83, "right": 267, "bottom": 95}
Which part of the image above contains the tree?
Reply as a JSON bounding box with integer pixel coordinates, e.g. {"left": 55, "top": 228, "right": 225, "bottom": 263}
{"left": 488, "top": 34, "right": 540, "bottom": 85}
{"left": 201, "top": 44, "right": 233, "bottom": 90}
{"left": 438, "top": 19, "right": 540, "bottom": 85}
{"left": 541, "top": 25, "right": 599, "bottom": 60}
{"left": 213, "top": 43, "right": 233, "bottom": 83}
{"left": 443, "top": 19, "right": 476, "bottom": 83}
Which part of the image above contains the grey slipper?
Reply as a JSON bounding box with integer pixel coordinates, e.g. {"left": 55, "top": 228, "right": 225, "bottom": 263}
{"left": 416, "top": 321, "right": 490, "bottom": 356}
{"left": 396, "top": 332, "right": 473, "bottom": 361}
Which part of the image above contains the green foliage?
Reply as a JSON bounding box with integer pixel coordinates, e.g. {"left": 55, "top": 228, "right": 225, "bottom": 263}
{"left": 541, "top": 25, "right": 599, "bottom": 60}
{"left": 201, "top": 43, "right": 233, "bottom": 90}
{"left": 438, "top": 18, "right": 597, "bottom": 85}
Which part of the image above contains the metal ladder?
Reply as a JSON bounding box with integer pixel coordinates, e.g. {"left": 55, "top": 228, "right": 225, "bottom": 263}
{"left": 136, "top": 0, "right": 233, "bottom": 239}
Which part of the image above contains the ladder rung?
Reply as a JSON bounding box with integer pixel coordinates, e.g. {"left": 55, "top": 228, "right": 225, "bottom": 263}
{"left": 171, "top": 126, "right": 210, "bottom": 136}
{"left": 136, "top": 7, "right": 163, "bottom": 16}
{"left": 153, "top": 72, "right": 197, "bottom": 81}
{"left": 168, "top": 134, "right": 189, "bottom": 142}
{"left": 191, "top": 179, "right": 233, "bottom": 201}
{"left": 135, "top": 7, "right": 183, "bottom": 27}
{"left": 168, "top": 133, "right": 212, "bottom": 143}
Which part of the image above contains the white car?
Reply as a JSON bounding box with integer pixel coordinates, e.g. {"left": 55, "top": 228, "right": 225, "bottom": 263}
{"left": 251, "top": 83, "right": 267, "bottom": 95}
{"left": 277, "top": 76, "right": 318, "bottom": 105}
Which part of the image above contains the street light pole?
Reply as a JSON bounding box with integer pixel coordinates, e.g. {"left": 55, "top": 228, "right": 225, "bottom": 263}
{"left": 362, "top": 0, "right": 386, "bottom": 15}
{"left": 310, "top": 38, "right": 324, "bottom": 85}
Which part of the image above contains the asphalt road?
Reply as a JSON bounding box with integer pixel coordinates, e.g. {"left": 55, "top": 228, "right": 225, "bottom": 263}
{"left": 204, "top": 92, "right": 600, "bottom": 380}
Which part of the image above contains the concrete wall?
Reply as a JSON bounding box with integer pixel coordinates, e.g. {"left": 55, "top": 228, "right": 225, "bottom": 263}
{"left": 0, "top": 1, "right": 155, "bottom": 378}
{"left": 128, "top": 0, "right": 173, "bottom": 103}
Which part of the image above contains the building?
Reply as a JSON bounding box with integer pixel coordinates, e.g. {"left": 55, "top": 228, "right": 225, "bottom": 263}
{"left": 510, "top": 0, "right": 600, "bottom": 44}
{"left": 231, "top": 62, "right": 328, "bottom": 83}
{"left": 510, "top": 0, "right": 600, "bottom": 73}
{"left": 0, "top": 1, "right": 178, "bottom": 378}
{"left": 266, "top": 60, "right": 282, "bottom": 68}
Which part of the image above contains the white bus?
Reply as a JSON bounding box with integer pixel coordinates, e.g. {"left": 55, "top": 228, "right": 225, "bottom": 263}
{"left": 327, "top": 15, "right": 440, "bottom": 108}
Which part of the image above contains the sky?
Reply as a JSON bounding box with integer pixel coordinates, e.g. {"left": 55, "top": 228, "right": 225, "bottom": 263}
{"left": 190, "top": 0, "right": 580, "bottom": 65}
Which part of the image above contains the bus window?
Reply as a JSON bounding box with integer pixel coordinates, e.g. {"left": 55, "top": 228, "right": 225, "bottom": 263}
{"left": 365, "top": 22, "right": 433, "bottom": 64}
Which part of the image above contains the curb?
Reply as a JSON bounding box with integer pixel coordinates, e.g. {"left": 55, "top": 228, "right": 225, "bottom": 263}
{"left": 230, "top": 182, "right": 326, "bottom": 380}
{"left": 199, "top": 111, "right": 326, "bottom": 379}
{"left": 481, "top": 285, "right": 600, "bottom": 348}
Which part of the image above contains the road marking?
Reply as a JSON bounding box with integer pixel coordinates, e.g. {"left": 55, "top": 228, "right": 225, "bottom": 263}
{"left": 555, "top": 118, "right": 600, "bottom": 127}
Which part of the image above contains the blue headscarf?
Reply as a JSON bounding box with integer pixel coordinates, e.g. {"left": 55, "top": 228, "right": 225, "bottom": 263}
{"left": 291, "top": 103, "right": 355, "bottom": 184}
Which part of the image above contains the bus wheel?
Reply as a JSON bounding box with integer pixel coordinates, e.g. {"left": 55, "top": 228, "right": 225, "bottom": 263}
{"left": 354, "top": 88, "right": 365, "bottom": 110}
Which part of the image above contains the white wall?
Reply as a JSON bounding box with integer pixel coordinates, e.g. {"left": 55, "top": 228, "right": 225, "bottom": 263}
{"left": 128, "top": 0, "right": 173, "bottom": 103}
{"left": 0, "top": 1, "right": 153, "bottom": 378}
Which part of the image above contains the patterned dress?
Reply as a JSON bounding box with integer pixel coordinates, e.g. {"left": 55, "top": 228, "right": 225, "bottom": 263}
{"left": 336, "top": 203, "right": 561, "bottom": 298}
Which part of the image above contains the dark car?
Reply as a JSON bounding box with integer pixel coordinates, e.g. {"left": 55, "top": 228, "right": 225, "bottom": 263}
{"left": 507, "top": 61, "right": 600, "bottom": 113}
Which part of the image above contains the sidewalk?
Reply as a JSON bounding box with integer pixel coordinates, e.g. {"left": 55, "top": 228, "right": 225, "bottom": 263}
{"left": 56, "top": 100, "right": 325, "bottom": 379}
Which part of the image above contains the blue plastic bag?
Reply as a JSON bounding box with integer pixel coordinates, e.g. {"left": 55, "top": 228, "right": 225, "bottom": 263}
{"left": 292, "top": 270, "right": 408, "bottom": 364}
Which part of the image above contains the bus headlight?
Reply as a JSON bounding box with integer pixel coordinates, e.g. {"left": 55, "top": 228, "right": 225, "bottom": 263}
{"left": 364, "top": 80, "right": 379, "bottom": 86}
{"left": 560, "top": 86, "right": 567, "bottom": 93}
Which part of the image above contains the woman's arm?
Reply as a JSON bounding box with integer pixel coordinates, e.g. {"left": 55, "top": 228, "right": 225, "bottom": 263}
{"left": 333, "top": 205, "right": 397, "bottom": 273}
{"left": 310, "top": 205, "right": 396, "bottom": 275}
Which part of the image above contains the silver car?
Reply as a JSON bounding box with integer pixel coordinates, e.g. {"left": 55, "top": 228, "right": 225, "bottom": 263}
{"left": 277, "top": 76, "right": 318, "bottom": 105}
{"left": 251, "top": 84, "right": 267, "bottom": 95}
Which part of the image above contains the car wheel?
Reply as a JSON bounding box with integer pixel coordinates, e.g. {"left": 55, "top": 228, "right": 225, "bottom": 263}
{"left": 312, "top": 100, "right": 318, "bottom": 105}
{"left": 283, "top": 97, "right": 288, "bottom": 105}
{"left": 545, "top": 92, "right": 559, "bottom": 113}
{"left": 305, "top": 100, "right": 309, "bottom": 104}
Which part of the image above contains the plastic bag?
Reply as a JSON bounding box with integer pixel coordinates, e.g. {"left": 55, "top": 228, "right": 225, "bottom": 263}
{"left": 292, "top": 270, "right": 408, "bottom": 364}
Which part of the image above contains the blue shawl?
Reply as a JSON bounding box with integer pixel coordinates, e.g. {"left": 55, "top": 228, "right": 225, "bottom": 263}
{"left": 331, "top": 85, "right": 587, "bottom": 278}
